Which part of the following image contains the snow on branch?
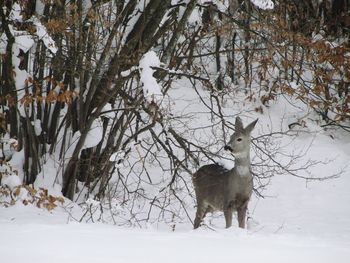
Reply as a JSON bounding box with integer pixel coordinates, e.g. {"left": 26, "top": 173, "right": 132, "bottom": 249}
{"left": 250, "top": 0, "right": 274, "bottom": 10}
{"left": 139, "top": 51, "right": 164, "bottom": 106}
{"left": 9, "top": 3, "right": 23, "bottom": 22}
{"left": 8, "top": 3, "right": 57, "bottom": 54}
{"left": 31, "top": 17, "right": 58, "bottom": 54}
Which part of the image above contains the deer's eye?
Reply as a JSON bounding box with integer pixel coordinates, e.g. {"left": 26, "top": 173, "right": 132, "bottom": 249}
{"left": 237, "top": 138, "right": 242, "bottom": 142}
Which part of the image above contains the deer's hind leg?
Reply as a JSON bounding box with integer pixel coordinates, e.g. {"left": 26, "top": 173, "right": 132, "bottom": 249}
{"left": 237, "top": 199, "right": 249, "bottom": 229}
{"left": 194, "top": 203, "right": 211, "bottom": 229}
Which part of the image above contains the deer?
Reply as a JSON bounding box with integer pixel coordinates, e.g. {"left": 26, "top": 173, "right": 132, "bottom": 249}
{"left": 192, "top": 117, "right": 258, "bottom": 229}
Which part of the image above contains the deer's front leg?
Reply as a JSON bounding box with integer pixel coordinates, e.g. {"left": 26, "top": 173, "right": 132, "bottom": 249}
{"left": 224, "top": 203, "right": 233, "bottom": 228}
{"left": 237, "top": 203, "right": 248, "bottom": 229}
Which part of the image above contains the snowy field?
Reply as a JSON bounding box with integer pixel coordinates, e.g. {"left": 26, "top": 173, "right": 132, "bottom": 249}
{"left": 1, "top": 148, "right": 350, "bottom": 262}
{"left": 1, "top": 82, "right": 350, "bottom": 263}
{"left": 0, "top": 188, "right": 349, "bottom": 263}
{"left": 1, "top": 221, "right": 349, "bottom": 263}
{"left": 1, "top": 95, "right": 350, "bottom": 263}
{"left": 2, "top": 168, "right": 350, "bottom": 263}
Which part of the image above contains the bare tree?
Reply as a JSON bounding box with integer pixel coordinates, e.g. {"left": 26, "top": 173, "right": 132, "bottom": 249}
{"left": 0, "top": 0, "right": 346, "bottom": 226}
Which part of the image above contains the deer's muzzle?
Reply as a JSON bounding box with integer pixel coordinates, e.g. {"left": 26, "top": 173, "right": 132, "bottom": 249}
{"left": 224, "top": 145, "right": 233, "bottom": 152}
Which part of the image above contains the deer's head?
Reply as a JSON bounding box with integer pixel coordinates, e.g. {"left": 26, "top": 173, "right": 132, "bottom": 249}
{"left": 224, "top": 117, "right": 258, "bottom": 157}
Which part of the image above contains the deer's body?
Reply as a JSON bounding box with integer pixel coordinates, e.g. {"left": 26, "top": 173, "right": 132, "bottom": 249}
{"left": 193, "top": 117, "right": 257, "bottom": 229}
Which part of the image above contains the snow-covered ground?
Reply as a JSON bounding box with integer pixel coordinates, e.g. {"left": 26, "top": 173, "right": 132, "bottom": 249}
{"left": 0, "top": 193, "right": 349, "bottom": 263}
{"left": 1, "top": 94, "right": 350, "bottom": 263}
{"left": 1, "top": 82, "right": 350, "bottom": 262}
{"left": 1, "top": 221, "right": 348, "bottom": 263}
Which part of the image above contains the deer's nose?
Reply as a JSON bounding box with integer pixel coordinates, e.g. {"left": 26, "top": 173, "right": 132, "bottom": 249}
{"left": 224, "top": 145, "right": 233, "bottom": 152}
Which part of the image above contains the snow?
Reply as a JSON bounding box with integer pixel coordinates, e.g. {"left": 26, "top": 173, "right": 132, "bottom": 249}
{"left": 1, "top": 2, "right": 349, "bottom": 262}
{"left": 8, "top": 3, "right": 56, "bottom": 55}
{"left": 1, "top": 88, "right": 350, "bottom": 262}
{"left": 82, "top": 118, "right": 103, "bottom": 149}
{"left": 100, "top": 103, "right": 116, "bottom": 119}
{"left": 33, "top": 119, "right": 43, "bottom": 136}
{"left": 109, "top": 150, "right": 125, "bottom": 162}
{"left": 7, "top": 2, "right": 57, "bottom": 54}
{"left": 139, "top": 51, "right": 164, "bottom": 105}
{"left": 0, "top": 223, "right": 348, "bottom": 263}
{"left": 171, "top": 0, "right": 182, "bottom": 5}
{"left": 0, "top": 148, "right": 349, "bottom": 260}
{"left": 0, "top": 33, "right": 7, "bottom": 54}
{"left": 1, "top": 174, "right": 21, "bottom": 190}
{"left": 187, "top": 6, "right": 202, "bottom": 25}
{"left": 13, "top": 46, "right": 32, "bottom": 118}
{"left": 32, "top": 17, "right": 58, "bottom": 54}
{"left": 312, "top": 32, "right": 324, "bottom": 43}
{"left": 9, "top": 24, "right": 35, "bottom": 53}
{"left": 109, "top": 150, "right": 126, "bottom": 169}
{"left": 9, "top": 3, "right": 23, "bottom": 22}
{"left": 13, "top": 34, "right": 35, "bottom": 53}
{"left": 33, "top": 158, "right": 63, "bottom": 196}
{"left": 0, "top": 134, "right": 18, "bottom": 160}
{"left": 250, "top": 0, "right": 274, "bottom": 10}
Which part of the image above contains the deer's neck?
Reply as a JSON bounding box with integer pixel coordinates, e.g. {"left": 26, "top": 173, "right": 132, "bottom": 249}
{"left": 233, "top": 153, "right": 251, "bottom": 177}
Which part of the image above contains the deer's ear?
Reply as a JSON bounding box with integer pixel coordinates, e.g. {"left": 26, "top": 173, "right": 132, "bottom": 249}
{"left": 235, "top": 117, "right": 244, "bottom": 132}
{"left": 244, "top": 119, "right": 258, "bottom": 134}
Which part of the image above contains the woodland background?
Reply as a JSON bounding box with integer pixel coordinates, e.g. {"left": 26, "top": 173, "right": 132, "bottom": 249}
{"left": 0, "top": 0, "right": 349, "bottom": 226}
